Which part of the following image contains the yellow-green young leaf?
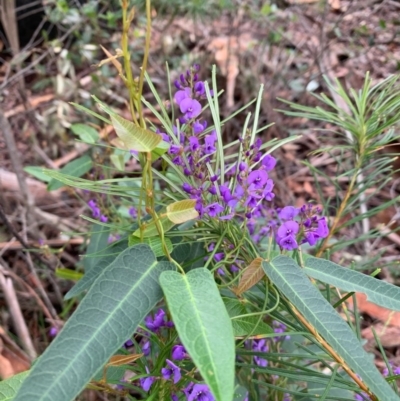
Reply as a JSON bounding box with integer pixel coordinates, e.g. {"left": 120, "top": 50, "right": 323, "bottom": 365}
{"left": 110, "top": 113, "right": 161, "bottom": 152}
{"left": 128, "top": 236, "right": 173, "bottom": 257}
{"left": 151, "top": 141, "right": 170, "bottom": 161}
{"left": 110, "top": 154, "right": 125, "bottom": 171}
{"left": 234, "top": 257, "right": 264, "bottom": 295}
{"left": 132, "top": 214, "right": 176, "bottom": 238}
{"left": 166, "top": 200, "right": 198, "bottom": 224}
{"left": 55, "top": 268, "right": 84, "bottom": 281}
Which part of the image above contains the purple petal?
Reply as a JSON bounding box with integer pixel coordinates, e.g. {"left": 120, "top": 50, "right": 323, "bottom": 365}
{"left": 278, "top": 206, "right": 299, "bottom": 220}
{"left": 277, "top": 221, "right": 300, "bottom": 239}
{"left": 180, "top": 98, "right": 202, "bottom": 119}
{"left": 261, "top": 154, "right": 277, "bottom": 171}
{"left": 174, "top": 87, "right": 191, "bottom": 105}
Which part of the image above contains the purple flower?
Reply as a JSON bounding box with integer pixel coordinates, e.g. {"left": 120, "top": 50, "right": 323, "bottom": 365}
{"left": 193, "top": 120, "right": 207, "bottom": 134}
{"left": 279, "top": 235, "right": 298, "bottom": 250}
{"left": 247, "top": 170, "right": 268, "bottom": 190}
{"left": 161, "top": 359, "right": 181, "bottom": 384}
{"left": 172, "top": 344, "right": 186, "bottom": 360}
{"left": 88, "top": 199, "right": 96, "bottom": 209}
{"left": 157, "top": 131, "right": 170, "bottom": 142}
{"left": 183, "top": 183, "right": 193, "bottom": 193}
{"left": 169, "top": 144, "right": 181, "bottom": 155}
{"left": 273, "top": 320, "right": 290, "bottom": 340}
{"left": 139, "top": 367, "right": 155, "bottom": 392}
{"left": 189, "top": 136, "right": 200, "bottom": 151}
{"left": 204, "top": 132, "right": 217, "bottom": 154}
{"left": 187, "top": 384, "right": 215, "bottom": 401}
{"left": 194, "top": 81, "right": 205, "bottom": 96}
{"left": 100, "top": 215, "right": 108, "bottom": 223}
{"left": 145, "top": 309, "right": 166, "bottom": 332}
{"left": 383, "top": 363, "right": 400, "bottom": 377}
{"left": 180, "top": 98, "right": 202, "bottom": 119}
{"left": 316, "top": 217, "right": 329, "bottom": 238}
{"left": 217, "top": 268, "right": 225, "bottom": 275}
{"left": 261, "top": 154, "right": 277, "bottom": 171}
{"left": 49, "top": 327, "right": 58, "bottom": 337}
{"left": 205, "top": 202, "right": 224, "bottom": 217}
{"left": 278, "top": 206, "right": 299, "bottom": 220}
{"left": 172, "top": 155, "right": 184, "bottom": 166}
{"left": 277, "top": 221, "right": 299, "bottom": 239}
{"left": 208, "top": 185, "right": 217, "bottom": 195}
{"left": 174, "top": 87, "right": 191, "bottom": 105}
{"left": 253, "top": 339, "right": 268, "bottom": 367}
{"left": 230, "top": 264, "right": 240, "bottom": 273}
{"left": 354, "top": 393, "right": 371, "bottom": 401}
{"left": 129, "top": 206, "right": 137, "bottom": 218}
{"left": 214, "top": 253, "right": 224, "bottom": 262}
{"left": 239, "top": 161, "right": 248, "bottom": 172}
{"left": 124, "top": 339, "right": 133, "bottom": 348}
{"left": 142, "top": 340, "right": 151, "bottom": 356}
{"left": 172, "top": 395, "right": 179, "bottom": 401}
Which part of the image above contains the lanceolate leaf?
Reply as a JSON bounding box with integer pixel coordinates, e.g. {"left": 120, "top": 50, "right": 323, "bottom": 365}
{"left": 262, "top": 256, "right": 400, "bottom": 401}
{"left": 160, "top": 269, "right": 235, "bottom": 401}
{"left": 83, "top": 223, "right": 110, "bottom": 273}
{"left": 65, "top": 239, "right": 128, "bottom": 300}
{"left": 14, "top": 245, "right": 175, "bottom": 401}
{"left": 304, "top": 256, "right": 400, "bottom": 311}
{"left": 166, "top": 199, "right": 198, "bottom": 224}
{"left": 234, "top": 257, "right": 265, "bottom": 295}
{"left": 70, "top": 123, "right": 99, "bottom": 144}
{"left": 47, "top": 155, "right": 93, "bottom": 191}
{"left": 96, "top": 100, "right": 161, "bottom": 153}
{"left": 223, "top": 297, "right": 273, "bottom": 337}
{"left": 0, "top": 371, "right": 29, "bottom": 401}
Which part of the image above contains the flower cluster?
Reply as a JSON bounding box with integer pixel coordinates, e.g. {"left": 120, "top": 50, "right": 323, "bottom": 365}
{"left": 87, "top": 199, "right": 107, "bottom": 222}
{"left": 273, "top": 320, "right": 291, "bottom": 341}
{"left": 163, "top": 65, "right": 330, "bottom": 254}
{"left": 145, "top": 308, "right": 173, "bottom": 332}
{"left": 123, "top": 308, "right": 215, "bottom": 400}
{"left": 275, "top": 204, "right": 329, "bottom": 251}
{"left": 253, "top": 339, "right": 269, "bottom": 367}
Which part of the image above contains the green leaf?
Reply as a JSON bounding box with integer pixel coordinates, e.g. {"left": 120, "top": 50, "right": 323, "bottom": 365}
{"left": 166, "top": 199, "right": 198, "bottom": 224}
{"left": 24, "top": 166, "right": 52, "bottom": 183}
{"left": 55, "top": 268, "right": 83, "bottom": 281}
{"left": 14, "top": 245, "right": 175, "bottom": 401}
{"left": 132, "top": 214, "right": 175, "bottom": 238}
{"left": 128, "top": 236, "right": 172, "bottom": 257}
{"left": 96, "top": 102, "right": 161, "bottom": 152}
{"left": 304, "top": 256, "right": 400, "bottom": 311}
{"left": 70, "top": 102, "right": 111, "bottom": 125}
{"left": 223, "top": 297, "right": 273, "bottom": 337}
{"left": 160, "top": 268, "right": 235, "bottom": 401}
{"left": 47, "top": 155, "right": 93, "bottom": 191}
{"left": 83, "top": 224, "right": 110, "bottom": 273}
{"left": 0, "top": 371, "right": 29, "bottom": 401}
{"left": 262, "top": 256, "right": 400, "bottom": 401}
{"left": 70, "top": 123, "right": 99, "bottom": 144}
{"left": 151, "top": 140, "right": 169, "bottom": 161}
{"left": 64, "top": 239, "right": 128, "bottom": 300}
